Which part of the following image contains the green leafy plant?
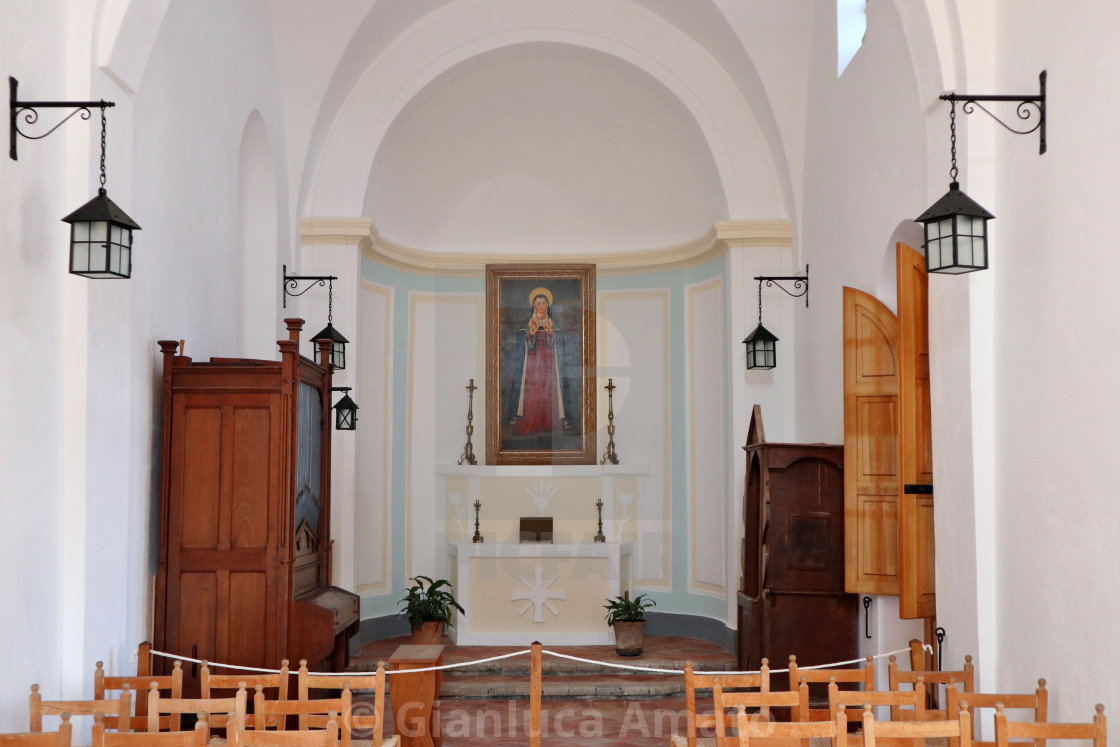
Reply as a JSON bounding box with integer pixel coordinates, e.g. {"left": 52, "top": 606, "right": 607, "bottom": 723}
{"left": 399, "top": 576, "right": 465, "bottom": 630}
{"left": 603, "top": 592, "right": 656, "bottom": 626}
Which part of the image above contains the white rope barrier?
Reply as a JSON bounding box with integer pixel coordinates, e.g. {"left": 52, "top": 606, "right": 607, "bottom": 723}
{"left": 149, "top": 643, "right": 930, "bottom": 679}
{"left": 149, "top": 647, "right": 532, "bottom": 677}
{"left": 541, "top": 649, "right": 682, "bottom": 674}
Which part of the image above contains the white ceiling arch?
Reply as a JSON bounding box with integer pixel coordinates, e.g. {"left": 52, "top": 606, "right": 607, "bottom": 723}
{"left": 306, "top": 0, "right": 785, "bottom": 224}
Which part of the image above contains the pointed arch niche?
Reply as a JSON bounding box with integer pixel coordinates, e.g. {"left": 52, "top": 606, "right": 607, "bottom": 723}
{"left": 237, "top": 111, "right": 280, "bottom": 359}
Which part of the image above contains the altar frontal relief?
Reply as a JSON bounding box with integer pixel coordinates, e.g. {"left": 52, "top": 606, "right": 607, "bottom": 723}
{"left": 486, "top": 264, "right": 596, "bottom": 464}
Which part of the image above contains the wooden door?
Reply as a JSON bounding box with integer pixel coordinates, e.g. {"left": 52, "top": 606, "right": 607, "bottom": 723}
{"left": 163, "top": 392, "right": 285, "bottom": 675}
{"left": 897, "top": 243, "right": 936, "bottom": 618}
{"left": 843, "top": 287, "right": 900, "bottom": 595}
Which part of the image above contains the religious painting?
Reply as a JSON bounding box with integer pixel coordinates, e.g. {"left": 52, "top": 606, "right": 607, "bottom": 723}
{"left": 485, "top": 263, "right": 597, "bottom": 465}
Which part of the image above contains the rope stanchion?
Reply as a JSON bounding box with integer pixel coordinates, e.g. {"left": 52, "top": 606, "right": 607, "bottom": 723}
{"left": 149, "top": 643, "right": 927, "bottom": 679}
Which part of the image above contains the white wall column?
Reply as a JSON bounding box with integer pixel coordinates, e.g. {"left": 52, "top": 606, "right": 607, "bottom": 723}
{"left": 719, "top": 219, "right": 793, "bottom": 629}
{"left": 300, "top": 218, "right": 372, "bottom": 593}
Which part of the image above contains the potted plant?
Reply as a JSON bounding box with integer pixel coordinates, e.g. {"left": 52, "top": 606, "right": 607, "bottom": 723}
{"left": 399, "top": 576, "right": 465, "bottom": 644}
{"left": 604, "top": 591, "right": 656, "bottom": 656}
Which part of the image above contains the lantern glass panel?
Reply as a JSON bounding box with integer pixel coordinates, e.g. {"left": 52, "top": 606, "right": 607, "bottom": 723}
{"left": 959, "top": 235, "right": 973, "bottom": 266}
{"left": 336, "top": 407, "right": 356, "bottom": 430}
{"left": 330, "top": 342, "right": 346, "bottom": 370}
{"left": 746, "top": 339, "right": 776, "bottom": 370}
{"left": 71, "top": 233, "right": 90, "bottom": 273}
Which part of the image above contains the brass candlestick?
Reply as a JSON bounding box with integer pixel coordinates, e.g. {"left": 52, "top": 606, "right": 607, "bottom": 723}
{"left": 600, "top": 378, "right": 619, "bottom": 464}
{"left": 593, "top": 498, "right": 606, "bottom": 542}
{"left": 472, "top": 499, "right": 484, "bottom": 543}
{"left": 458, "top": 378, "right": 478, "bottom": 466}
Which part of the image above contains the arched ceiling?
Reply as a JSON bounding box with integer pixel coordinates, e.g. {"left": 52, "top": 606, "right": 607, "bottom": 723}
{"left": 363, "top": 43, "right": 726, "bottom": 255}
{"left": 305, "top": 0, "right": 791, "bottom": 253}
{"left": 96, "top": 0, "right": 962, "bottom": 258}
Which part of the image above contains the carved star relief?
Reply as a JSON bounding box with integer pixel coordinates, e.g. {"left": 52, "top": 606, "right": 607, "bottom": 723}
{"left": 512, "top": 567, "right": 566, "bottom": 623}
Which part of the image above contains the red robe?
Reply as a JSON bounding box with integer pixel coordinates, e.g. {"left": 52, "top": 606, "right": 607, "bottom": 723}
{"left": 512, "top": 328, "right": 564, "bottom": 434}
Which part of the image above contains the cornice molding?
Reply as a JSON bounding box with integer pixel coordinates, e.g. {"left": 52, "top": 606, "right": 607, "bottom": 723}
{"left": 299, "top": 218, "right": 793, "bottom": 276}
{"left": 300, "top": 217, "right": 374, "bottom": 252}
{"left": 713, "top": 219, "right": 792, "bottom": 248}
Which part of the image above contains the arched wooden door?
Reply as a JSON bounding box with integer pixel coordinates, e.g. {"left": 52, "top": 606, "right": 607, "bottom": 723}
{"left": 843, "top": 286, "right": 900, "bottom": 595}
{"left": 843, "top": 244, "right": 936, "bottom": 619}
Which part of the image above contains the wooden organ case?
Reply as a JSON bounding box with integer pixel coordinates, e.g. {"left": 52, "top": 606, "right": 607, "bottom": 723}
{"left": 153, "top": 319, "right": 359, "bottom": 687}
{"left": 737, "top": 406, "right": 857, "bottom": 687}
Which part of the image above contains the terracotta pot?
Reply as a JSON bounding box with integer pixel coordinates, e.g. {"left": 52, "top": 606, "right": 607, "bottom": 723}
{"left": 612, "top": 620, "right": 646, "bottom": 656}
{"left": 411, "top": 620, "right": 445, "bottom": 644}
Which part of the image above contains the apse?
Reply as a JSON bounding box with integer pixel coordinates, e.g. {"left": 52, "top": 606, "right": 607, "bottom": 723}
{"left": 363, "top": 42, "right": 727, "bottom": 256}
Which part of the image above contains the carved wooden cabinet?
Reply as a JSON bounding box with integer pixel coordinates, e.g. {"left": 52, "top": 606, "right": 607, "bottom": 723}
{"left": 153, "top": 320, "right": 358, "bottom": 689}
{"left": 737, "top": 407, "right": 857, "bottom": 686}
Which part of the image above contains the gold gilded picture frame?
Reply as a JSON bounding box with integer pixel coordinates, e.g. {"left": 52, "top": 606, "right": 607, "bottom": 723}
{"left": 485, "top": 263, "right": 597, "bottom": 465}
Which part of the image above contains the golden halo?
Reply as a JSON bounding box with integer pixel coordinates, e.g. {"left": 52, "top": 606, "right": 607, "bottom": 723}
{"left": 528, "top": 287, "right": 553, "bottom": 307}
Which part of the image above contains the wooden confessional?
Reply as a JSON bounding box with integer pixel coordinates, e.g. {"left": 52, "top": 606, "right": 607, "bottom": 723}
{"left": 153, "top": 319, "right": 359, "bottom": 689}
{"left": 737, "top": 406, "right": 857, "bottom": 687}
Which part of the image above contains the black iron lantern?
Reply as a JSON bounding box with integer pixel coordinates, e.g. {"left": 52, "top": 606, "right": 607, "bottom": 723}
{"left": 743, "top": 268, "right": 808, "bottom": 371}
{"left": 9, "top": 77, "right": 140, "bottom": 278}
{"left": 743, "top": 323, "right": 778, "bottom": 370}
{"left": 282, "top": 266, "right": 349, "bottom": 369}
{"left": 917, "top": 100, "right": 993, "bottom": 274}
{"left": 332, "top": 387, "right": 358, "bottom": 431}
{"left": 917, "top": 181, "right": 993, "bottom": 274}
{"left": 919, "top": 73, "right": 1046, "bottom": 274}
{"left": 62, "top": 187, "right": 140, "bottom": 278}
{"left": 311, "top": 321, "right": 348, "bottom": 370}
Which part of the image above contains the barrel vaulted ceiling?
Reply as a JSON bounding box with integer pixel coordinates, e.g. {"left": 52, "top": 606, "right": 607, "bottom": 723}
{"left": 98, "top": 0, "right": 958, "bottom": 257}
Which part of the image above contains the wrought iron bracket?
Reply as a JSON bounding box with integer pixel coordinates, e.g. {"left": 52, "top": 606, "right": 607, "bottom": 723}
{"left": 282, "top": 264, "right": 338, "bottom": 308}
{"left": 863, "top": 596, "right": 873, "bottom": 639}
{"left": 940, "top": 70, "right": 1047, "bottom": 154}
{"left": 754, "top": 264, "right": 810, "bottom": 307}
{"left": 9, "top": 76, "right": 115, "bottom": 161}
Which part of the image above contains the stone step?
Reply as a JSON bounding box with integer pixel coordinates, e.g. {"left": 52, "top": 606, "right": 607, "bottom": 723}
{"left": 439, "top": 672, "right": 687, "bottom": 699}
{"left": 348, "top": 635, "right": 738, "bottom": 701}
{"left": 352, "top": 657, "right": 734, "bottom": 678}
{"left": 446, "top": 657, "right": 731, "bottom": 677}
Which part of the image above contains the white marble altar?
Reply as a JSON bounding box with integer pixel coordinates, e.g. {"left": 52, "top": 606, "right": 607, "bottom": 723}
{"left": 448, "top": 541, "right": 633, "bottom": 645}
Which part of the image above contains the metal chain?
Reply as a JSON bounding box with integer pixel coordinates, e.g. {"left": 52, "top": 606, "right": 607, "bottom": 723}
{"left": 99, "top": 105, "right": 107, "bottom": 189}
{"left": 327, "top": 279, "right": 334, "bottom": 323}
{"left": 756, "top": 279, "right": 763, "bottom": 324}
{"left": 949, "top": 100, "right": 958, "bottom": 182}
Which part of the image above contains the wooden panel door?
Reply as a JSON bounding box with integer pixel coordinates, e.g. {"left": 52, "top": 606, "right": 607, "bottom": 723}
{"left": 843, "top": 287, "right": 900, "bottom": 595}
{"left": 164, "top": 392, "right": 284, "bottom": 674}
{"left": 897, "top": 243, "right": 936, "bottom": 618}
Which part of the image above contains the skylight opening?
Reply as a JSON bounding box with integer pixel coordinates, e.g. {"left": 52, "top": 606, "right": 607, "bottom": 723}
{"left": 837, "top": 0, "right": 866, "bottom": 77}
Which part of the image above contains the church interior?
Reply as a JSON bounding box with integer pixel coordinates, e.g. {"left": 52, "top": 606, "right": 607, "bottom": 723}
{"left": 3, "top": 0, "right": 1119, "bottom": 741}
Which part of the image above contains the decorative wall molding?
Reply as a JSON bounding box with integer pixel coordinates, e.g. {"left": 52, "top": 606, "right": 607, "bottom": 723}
{"left": 300, "top": 218, "right": 793, "bottom": 275}
{"left": 300, "top": 217, "right": 375, "bottom": 250}
{"left": 713, "top": 219, "right": 793, "bottom": 248}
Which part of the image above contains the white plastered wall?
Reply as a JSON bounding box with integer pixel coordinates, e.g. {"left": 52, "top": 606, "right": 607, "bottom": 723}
{"left": 0, "top": 1, "right": 295, "bottom": 729}
{"left": 981, "top": 0, "right": 1120, "bottom": 717}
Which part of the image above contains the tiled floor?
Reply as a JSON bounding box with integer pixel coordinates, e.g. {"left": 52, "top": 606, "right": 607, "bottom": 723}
{"left": 350, "top": 634, "right": 735, "bottom": 746}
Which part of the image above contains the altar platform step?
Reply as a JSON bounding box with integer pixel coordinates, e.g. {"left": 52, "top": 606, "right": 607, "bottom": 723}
{"left": 349, "top": 634, "right": 736, "bottom": 700}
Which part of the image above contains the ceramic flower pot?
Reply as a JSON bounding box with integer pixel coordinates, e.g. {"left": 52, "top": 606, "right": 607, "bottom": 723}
{"left": 411, "top": 620, "right": 445, "bottom": 644}
{"left": 612, "top": 620, "right": 646, "bottom": 656}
